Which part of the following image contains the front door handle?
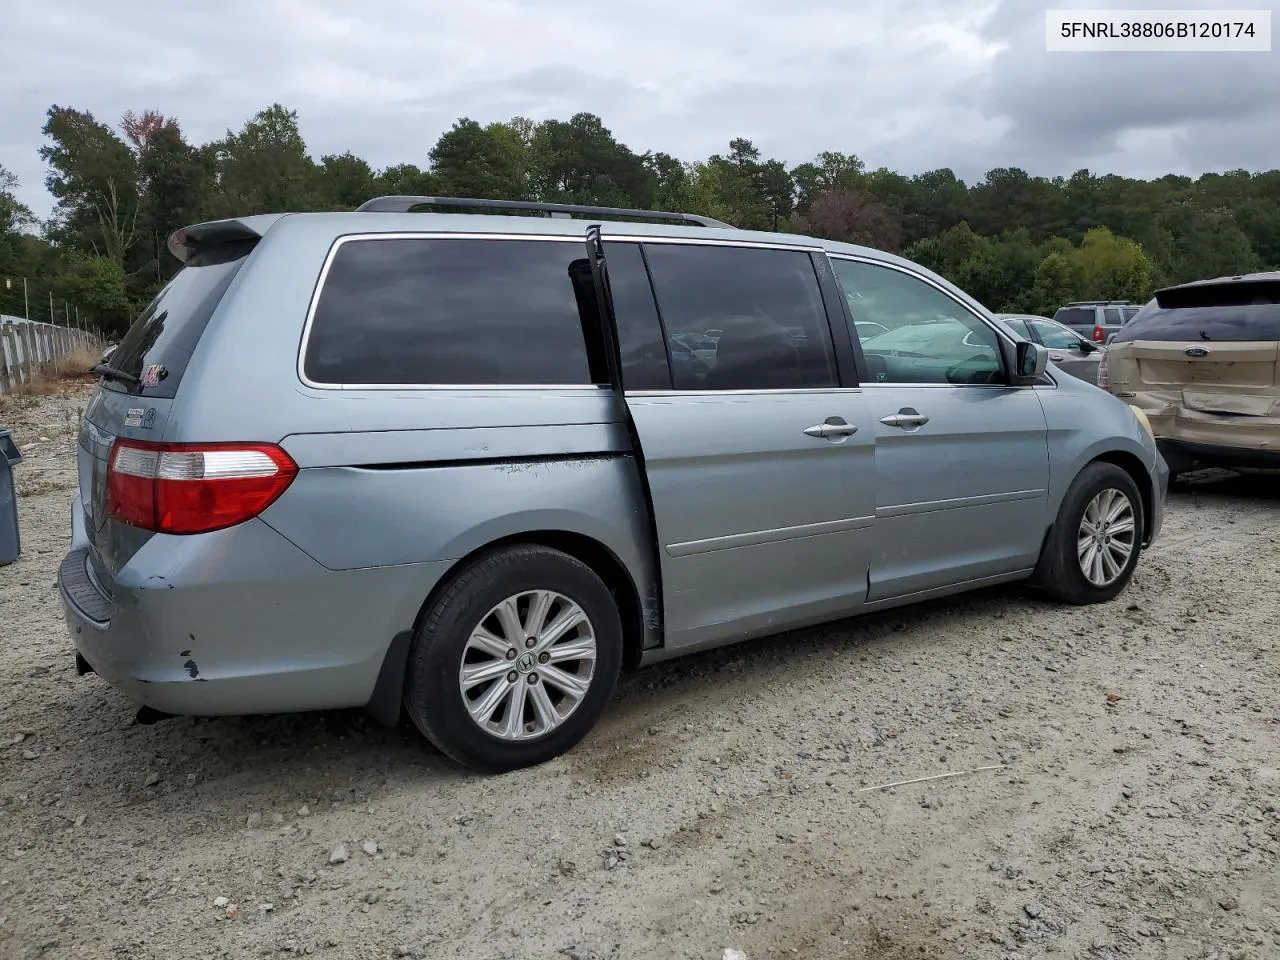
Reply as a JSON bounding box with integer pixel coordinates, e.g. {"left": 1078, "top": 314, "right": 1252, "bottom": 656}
{"left": 804, "top": 417, "right": 858, "bottom": 439}
{"left": 879, "top": 409, "right": 930, "bottom": 429}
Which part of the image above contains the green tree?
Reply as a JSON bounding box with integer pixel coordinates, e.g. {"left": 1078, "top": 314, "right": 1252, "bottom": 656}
{"left": 643, "top": 151, "right": 691, "bottom": 211}
{"left": 791, "top": 151, "right": 865, "bottom": 213}
{"left": 1029, "top": 251, "right": 1086, "bottom": 315}
{"left": 124, "top": 113, "right": 213, "bottom": 290}
{"left": 527, "top": 113, "right": 651, "bottom": 208}
{"left": 320, "top": 152, "right": 378, "bottom": 209}
{"left": 1074, "top": 226, "right": 1154, "bottom": 302}
{"left": 0, "top": 163, "right": 34, "bottom": 237}
{"left": 904, "top": 221, "right": 994, "bottom": 297}
{"left": 430, "top": 118, "right": 528, "bottom": 200}
{"left": 52, "top": 252, "right": 132, "bottom": 333}
{"left": 375, "top": 163, "right": 437, "bottom": 197}
{"left": 19, "top": 100, "right": 1280, "bottom": 328}
{"left": 40, "top": 106, "right": 141, "bottom": 267}
{"left": 1161, "top": 205, "right": 1260, "bottom": 282}
{"left": 211, "top": 104, "right": 323, "bottom": 215}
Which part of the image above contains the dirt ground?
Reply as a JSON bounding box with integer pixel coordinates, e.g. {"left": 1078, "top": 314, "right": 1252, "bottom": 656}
{"left": 1, "top": 386, "right": 1278, "bottom": 960}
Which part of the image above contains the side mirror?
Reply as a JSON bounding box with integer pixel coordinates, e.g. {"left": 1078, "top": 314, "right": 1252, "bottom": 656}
{"left": 1078, "top": 340, "right": 1098, "bottom": 354}
{"left": 1015, "top": 341, "right": 1048, "bottom": 381}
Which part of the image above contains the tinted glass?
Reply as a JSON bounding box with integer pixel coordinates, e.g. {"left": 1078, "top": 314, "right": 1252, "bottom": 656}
{"left": 1002, "top": 318, "right": 1032, "bottom": 339}
{"left": 643, "top": 244, "right": 837, "bottom": 391}
{"left": 832, "top": 259, "right": 1003, "bottom": 385}
{"left": 603, "top": 241, "right": 670, "bottom": 391}
{"left": 305, "top": 238, "right": 595, "bottom": 386}
{"left": 1028, "top": 319, "right": 1082, "bottom": 349}
{"left": 1122, "top": 307, "right": 1140, "bottom": 322}
{"left": 1113, "top": 287, "right": 1280, "bottom": 343}
{"left": 105, "top": 239, "right": 255, "bottom": 398}
{"left": 1054, "top": 307, "right": 1095, "bottom": 328}
{"left": 1103, "top": 307, "right": 1123, "bottom": 325}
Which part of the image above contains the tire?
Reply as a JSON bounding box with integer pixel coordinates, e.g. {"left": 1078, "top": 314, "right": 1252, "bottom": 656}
{"left": 1034, "top": 462, "right": 1145, "bottom": 605}
{"left": 403, "top": 545, "right": 623, "bottom": 773}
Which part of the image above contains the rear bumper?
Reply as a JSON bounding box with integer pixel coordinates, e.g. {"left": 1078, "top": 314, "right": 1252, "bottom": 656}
{"left": 58, "top": 497, "right": 449, "bottom": 717}
{"left": 1157, "top": 438, "right": 1280, "bottom": 472}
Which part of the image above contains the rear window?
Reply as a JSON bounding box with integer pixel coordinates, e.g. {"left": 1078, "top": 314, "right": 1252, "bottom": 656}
{"left": 104, "top": 239, "right": 255, "bottom": 398}
{"left": 1053, "top": 307, "right": 1095, "bottom": 328}
{"left": 1113, "top": 280, "right": 1280, "bottom": 343}
{"left": 303, "top": 237, "right": 597, "bottom": 386}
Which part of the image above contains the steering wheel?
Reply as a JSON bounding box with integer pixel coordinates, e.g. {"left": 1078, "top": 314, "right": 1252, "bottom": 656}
{"left": 946, "top": 354, "right": 1000, "bottom": 385}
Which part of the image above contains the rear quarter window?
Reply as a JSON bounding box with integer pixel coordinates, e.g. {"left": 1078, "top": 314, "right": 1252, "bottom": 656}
{"left": 104, "top": 239, "right": 256, "bottom": 398}
{"left": 303, "top": 237, "right": 599, "bottom": 386}
{"left": 1053, "top": 307, "right": 1096, "bottom": 328}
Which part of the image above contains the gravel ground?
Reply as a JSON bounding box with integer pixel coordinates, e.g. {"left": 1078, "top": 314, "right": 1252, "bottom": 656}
{"left": 1, "top": 386, "right": 1278, "bottom": 960}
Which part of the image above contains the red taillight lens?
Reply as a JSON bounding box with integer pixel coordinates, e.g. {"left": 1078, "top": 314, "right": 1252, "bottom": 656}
{"left": 1093, "top": 325, "right": 1105, "bottom": 343}
{"left": 107, "top": 440, "right": 297, "bottom": 534}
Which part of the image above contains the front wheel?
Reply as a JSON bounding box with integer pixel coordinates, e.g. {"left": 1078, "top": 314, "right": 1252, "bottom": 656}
{"left": 403, "top": 545, "right": 623, "bottom": 773}
{"left": 1034, "top": 462, "right": 1144, "bottom": 605}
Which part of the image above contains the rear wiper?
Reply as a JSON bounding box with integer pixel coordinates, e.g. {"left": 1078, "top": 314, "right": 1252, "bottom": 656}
{"left": 92, "top": 363, "right": 141, "bottom": 385}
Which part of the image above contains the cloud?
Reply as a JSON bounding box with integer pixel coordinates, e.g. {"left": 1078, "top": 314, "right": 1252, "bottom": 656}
{"left": 973, "top": 0, "right": 1280, "bottom": 174}
{"left": 2, "top": 0, "right": 1276, "bottom": 222}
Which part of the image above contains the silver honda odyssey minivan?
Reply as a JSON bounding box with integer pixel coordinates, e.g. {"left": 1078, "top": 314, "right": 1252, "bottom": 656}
{"left": 59, "top": 196, "right": 1168, "bottom": 772}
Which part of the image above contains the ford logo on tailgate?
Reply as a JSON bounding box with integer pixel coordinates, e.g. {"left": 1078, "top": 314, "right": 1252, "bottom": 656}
{"left": 1184, "top": 347, "right": 1210, "bottom": 358}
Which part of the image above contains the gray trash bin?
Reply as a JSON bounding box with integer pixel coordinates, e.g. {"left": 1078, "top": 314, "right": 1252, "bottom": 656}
{"left": 0, "top": 429, "right": 22, "bottom": 566}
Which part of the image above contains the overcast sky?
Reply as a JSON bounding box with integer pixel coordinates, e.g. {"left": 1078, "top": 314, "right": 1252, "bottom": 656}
{"left": 4, "top": 0, "right": 1278, "bottom": 219}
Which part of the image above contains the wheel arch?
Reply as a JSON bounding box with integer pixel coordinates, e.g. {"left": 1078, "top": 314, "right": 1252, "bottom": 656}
{"left": 364, "top": 529, "right": 652, "bottom": 727}
{"left": 1089, "top": 449, "right": 1154, "bottom": 545}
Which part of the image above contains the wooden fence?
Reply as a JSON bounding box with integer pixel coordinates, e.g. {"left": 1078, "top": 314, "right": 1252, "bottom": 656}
{"left": 0, "top": 315, "right": 104, "bottom": 395}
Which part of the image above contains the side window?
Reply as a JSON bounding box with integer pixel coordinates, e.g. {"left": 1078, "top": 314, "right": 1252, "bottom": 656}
{"left": 643, "top": 244, "right": 837, "bottom": 391}
{"left": 1002, "top": 318, "right": 1032, "bottom": 339}
{"left": 1028, "top": 319, "right": 1082, "bottom": 349}
{"left": 603, "top": 241, "right": 670, "bottom": 391}
{"left": 1103, "top": 307, "right": 1123, "bottom": 325}
{"left": 304, "top": 237, "right": 596, "bottom": 386}
{"left": 831, "top": 258, "right": 1004, "bottom": 386}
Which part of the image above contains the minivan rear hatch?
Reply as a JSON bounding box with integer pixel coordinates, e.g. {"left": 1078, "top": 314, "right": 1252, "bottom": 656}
{"left": 78, "top": 223, "right": 267, "bottom": 595}
{"left": 1109, "top": 276, "right": 1280, "bottom": 424}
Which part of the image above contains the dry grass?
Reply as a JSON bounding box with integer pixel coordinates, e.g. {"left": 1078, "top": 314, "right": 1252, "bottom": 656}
{"left": 62, "top": 343, "right": 104, "bottom": 374}
{"left": 2, "top": 344, "right": 102, "bottom": 397}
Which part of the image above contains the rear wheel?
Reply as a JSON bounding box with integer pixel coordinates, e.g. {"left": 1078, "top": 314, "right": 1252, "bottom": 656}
{"left": 1034, "top": 462, "right": 1144, "bottom": 605}
{"left": 404, "top": 545, "right": 623, "bottom": 773}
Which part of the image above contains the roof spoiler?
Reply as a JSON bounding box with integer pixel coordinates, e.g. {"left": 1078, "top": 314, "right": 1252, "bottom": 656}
{"left": 355, "top": 195, "right": 734, "bottom": 228}
{"left": 167, "top": 214, "right": 286, "bottom": 263}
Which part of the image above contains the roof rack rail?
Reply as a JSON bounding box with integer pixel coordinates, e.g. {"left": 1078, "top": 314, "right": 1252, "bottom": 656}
{"left": 354, "top": 195, "right": 734, "bottom": 228}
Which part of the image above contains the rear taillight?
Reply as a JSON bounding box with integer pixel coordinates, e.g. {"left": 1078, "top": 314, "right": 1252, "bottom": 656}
{"left": 1097, "top": 353, "right": 1110, "bottom": 390}
{"left": 107, "top": 440, "right": 297, "bottom": 534}
{"left": 1092, "top": 325, "right": 1105, "bottom": 343}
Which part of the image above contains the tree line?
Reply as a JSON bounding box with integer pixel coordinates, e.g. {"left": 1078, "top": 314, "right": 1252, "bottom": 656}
{"left": 2, "top": 103, "right": 1277, "bottom": 337}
